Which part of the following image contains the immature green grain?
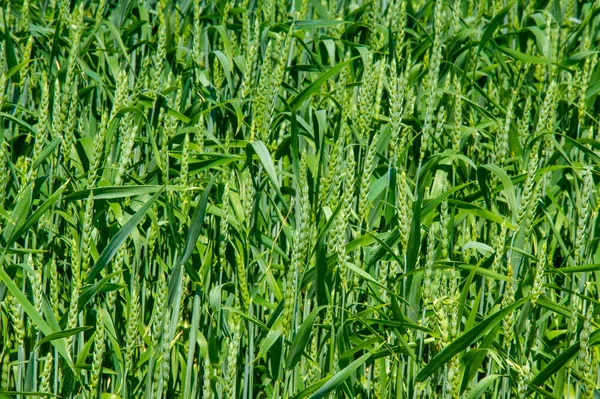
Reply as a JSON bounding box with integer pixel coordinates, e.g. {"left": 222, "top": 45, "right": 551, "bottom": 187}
{"left": 262, "top": 0, "right": 274, "bottom": 22}
{"left": 389, "top": 60, "right": 407, "bottom": 164}
{"left": 439, "top": 200, "right": 449, "bottom": 261}
{"left": 307, "top": 318, "right": 320, "bottom": 383}
{"left": 496, "top": 97, "right": 514, "bottom": 165}
{"left": 202, "top": 356, "right": 213, "bottom": 399}
{"left": 20, "top": 0, "right": 30, "bottom": 32}
{"left": 60, "top": 6, "right": 84, "bottom": 153}
{"left": 51, "top": 80, "right": 65, "bottom": 141}
{"left": 0, "top": 45, "right": 6, "bottom": 110}
{"left": 20, "top": 37, "right": 33, "bottom": 90}
{"left": 433, "top": 106, "right": 446, "bottom": 152}
{"left": 392, "top": 0, "right": 407, "bottom": 60}
{"left": 90, "top": 311, "right": 106, "bottom": 394}
{"left": 502, "top": 262, "right": 517, "bottom": 346}
{"left": 80, "top": 192, "right": 94, "bottom": 279}
{"left": 219, "top": 180, "right": 231, "bottom": 271}
{"left": 58, "top": 0, "right": 71, "bottom": 24}
{"left": 147, "top": 210, "right": 159, "bottom": 260}
{"left": 398, "top": 170, "right": 412, "bottom": 251}
{"left": 574, "top": 168, "right": 593, "bottom": 266}
{"left": 359, "top": 60, "right": 384, "bottom": 220}
{"left": 516, "top": 363, "right": 532, "bottom": 398}
{"left": 372, "top": 357, "right": 382, "bottom": 399}
{"left": 378, "top": 261, "right": 390, "bottom": 304}
{"left": 111, "top": 70, "right": 130, "bottom": 120}
{"left": 331, "top": 148, "right": 355, "bottom": 291}
{"left": 88, "top": 111, "right": 108, "bottom": 186}
{"left": 115, "top": 114, "right": 139, "bottom": 186}
{"left": 16, "top": 155, "right": 30, "bottom": 188}
{"left": 322, "top": 66, "right": 350, "bottom": 200}
{"left": 251, "top": 39, "right": 280, "bottom": 142}
{"left": 452, "top": 0, "right": 461, "bottom": 33}
{"left": 154, "top": 2, "right": 168, "bottom": 92}
{"left": 212, "top": 52, "right": 224, "bottom": 92}
{"left": 297, "top": 152, "right": 312, "bottom": 276}
{"left": 156, "top": 309, "right": 172, "bottom": 397}
{"left": 0, "top": 143, "right": 9, "bottom": 206}
{"left": 66, "top": 238, "right": 81, "bottom": 351}
{"left": 568, "top": 295, "right": 582, "bottom": 348}
{"left": 9, "top": 294, "right": 25, "bottom": 347}
{"left": 524, "top": 177, "right": 543, "bottom": 241}
{"left": 284, "top": 219, "right": 303, "bottom": 336}
{"left": 579, "top": 303, "right": 594, "bottom": 398}
{"left": 40, "top": 352, "right": 53, "bottom": 394}
{"left": 161, "top": 103, "right": 179, "bottom": 178}
{"left": 31, "top": 71, "right": 50, "bottom": 173}
{"left": 451, "top": 75, "right": 462, "bottom": 150}
{"left": 224, "top": 309, "right": 241, "bottom": 398}
{"left": 95, "top": 0, "right": 107, "bottom": 26}
{"left": 446, "top": 357, "right": 461, "bottom": 398}
{"left": 107, "top": 245, "right": 127, "bottom": 313}
{"left": 47, "top": 0, "right": 56, "bottom": 14}
{"left": 516, "top": 94, "right": 532, "bottom": 166}
{"left": 241, "top": 15, "right": 260, "bottom": 100}
{"left": 50, "top": 259, "right": 60, "bottom": 319}
{"left": 356, "top": 55, "right": 379, "bottom": 140}
{"left": 1, "top": 354, "right": 9, "bottom": 390}
{"left": 28, "top": 254, "right": 44, "bottom": 318}
{"left": 578, "top": 53, "right": 598, "bottom": 125}
{"left": 421, "top": 0, "right": 444, "bottom": 158}
{"left": 422, "top": 225, "right": 437, "bottom": 308}
{"left": 530, "top": 244, "right": 547, "bottom": 306}
{"left": 434, "top": 295, "right": 451, "bottom": 348}
{"left": 236, "top": 248, "right": 251, "bottom": 311}
{"left": 125, "top": 276, "right": 141, "bottom": 372}
{"left": 536, "top": 81, "right": 559, "bottom": 163}
{"left": 267, "top": 35, "right": 291, "bottom": 141}
{"left": 242, "top": 168, "right": 254, "bottom": 229}
{"left": 152, "top": 270, "right": 168, "bottom": 353}
{"left": 517, "top": 150, "right": 539, "bottom": 228}
{"left": 180, "top": 131, "right": 191, "bottom": 223}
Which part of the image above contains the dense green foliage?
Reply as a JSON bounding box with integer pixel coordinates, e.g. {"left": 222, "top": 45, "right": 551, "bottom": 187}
{"left": 1, "top": 0, "right": 600, "bottom": 398}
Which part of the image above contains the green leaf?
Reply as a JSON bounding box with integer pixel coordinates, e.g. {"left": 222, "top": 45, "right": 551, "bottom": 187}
{"left": 530, "top": 341, "right": 579, "bottom": 387}
{"left": 0, "top": 257, "right": 76, "bottom": 374}
{"left": 256, "top": 328, "right": 283, "bottom": 363}
{"left": 101, "top": 20, "right": 130, "bottom": 67}
{"left": 465, "top": 374, "right": 503, "bottom": 399}
{"left": 480, "top": 164, "right": 518, "bottom": 217}
{"left": 416, "top": 297, "right": 530, "bottom": 382}
{"left": 287, "top": 306, "right": 325, "bottom": 369}
{"left": 36, "top": 327, "right": 92, "bottom": 348}
{"left": 167, "top": 178, "right": 215, "bottom": 309}
{"left": 4, "top": 29, "right": 20, "bottom": 83}
{"left": 64, "top": 185, "right": 174, "bottom": 201}
{"left": 478, "top": 3, "right": 513, "bottom": 52}
{"left": 33, "top": 137, "right": 61, "bottom": 168}
{"left": 247, "top": 141, "right": 290, "bottom": 211}
{"left": 6, "top": 182, "right": 68, "bottom": 248}
{"left": 554, "top": 264, "right": 600, "bottom": 273}
{"left": 309, "top": 348, "right": 375, "bottom": 399}
{"left": 289, "top": 58, "right": 355, "bottom": 109}
{"left": 2, "top": 186, "right": 33, "bottom": 246}
{"left": 405, "top": 194, "right": 423, "bottom": 274}
{"left": 496, "top": 45, "right": 552, "bottom": 64}
{"left": 87, "top": 186, "right": 164, "bottom": 282}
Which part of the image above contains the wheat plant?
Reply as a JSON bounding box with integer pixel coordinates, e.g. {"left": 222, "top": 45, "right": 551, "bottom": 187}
{"left": 0, "top": 0, "right": 599, "bottom": 398}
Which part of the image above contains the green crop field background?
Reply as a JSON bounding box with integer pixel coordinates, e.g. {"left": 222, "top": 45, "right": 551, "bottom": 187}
{"left": 0, "top": 0, "right": 599, "bottom": 398}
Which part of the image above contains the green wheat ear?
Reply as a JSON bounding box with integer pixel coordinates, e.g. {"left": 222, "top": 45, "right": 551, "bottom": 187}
{"left": 1, "top": 0, "right": 599, "bottom": 397}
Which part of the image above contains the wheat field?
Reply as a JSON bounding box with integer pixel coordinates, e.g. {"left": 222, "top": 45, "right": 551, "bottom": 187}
{"left": 0, "top": 0, "right": 599, "bottom": 398}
